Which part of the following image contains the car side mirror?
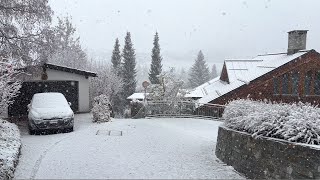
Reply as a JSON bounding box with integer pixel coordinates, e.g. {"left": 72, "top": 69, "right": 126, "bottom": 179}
{"left": 68, "top": 102, "right": 71, "bottom": 106}
{"left": 27, "top": 104, "right": 31, "bottom": 111}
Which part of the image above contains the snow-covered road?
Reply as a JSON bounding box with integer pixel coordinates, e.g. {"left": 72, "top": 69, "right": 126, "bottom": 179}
{"left": 14, "top": 114, "right": 244, "bottom": 179}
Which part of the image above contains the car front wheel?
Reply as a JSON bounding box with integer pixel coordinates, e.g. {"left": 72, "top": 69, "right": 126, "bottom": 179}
{"left": 64, "top": 127, "right": 74, "bottom": 133}
{"left": 28, "top": 125, "right": 35, "bottom": 135}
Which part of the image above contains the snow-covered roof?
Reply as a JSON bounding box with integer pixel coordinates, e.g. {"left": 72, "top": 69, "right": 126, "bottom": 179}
{"left": 185, "top": 76, "right": 221, "bottom": 98}
{"left": 186, "top": 50, "right": 309, "bottom": 104}
{"left": 45, "top": 63, "right": 97, "bottom": 77}
{"left": 127, "top": 93, "right": 148, "bottom": 100}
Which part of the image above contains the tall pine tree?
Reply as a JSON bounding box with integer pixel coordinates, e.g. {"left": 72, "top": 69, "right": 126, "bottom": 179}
{"left": 149, "top": 32, "right": 163, "bottom": 84}
{"left": 188, "top": 50, "right": 210, "bottom": 88}
{"left": 111, "top": 38, "right": 121, "bottom": 72}
{"left": 121, "top": 32, "right": 137, "bottom": 102}
{"left": 210, "top": 64, "right": 218, "bottom": 79}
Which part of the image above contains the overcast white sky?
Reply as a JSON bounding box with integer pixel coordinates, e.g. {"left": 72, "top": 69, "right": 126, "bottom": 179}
{"left": 49, "top": 0, "right": 320, "bottom": 68}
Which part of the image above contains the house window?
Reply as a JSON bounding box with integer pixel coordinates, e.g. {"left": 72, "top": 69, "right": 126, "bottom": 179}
{"left": 315, "top": 71, "right": 320, "bottom": 95}
{"left": 305, "top": 70, "right": 312, "bottom": 95}
{"left": 292, "top": 72, "right": 299, "bottom": 95}
{"left": 282, "top": 73, "right": 289, "bottom": 95}
{"left": 273, "top": 77, "right": 279, "bottom": 95}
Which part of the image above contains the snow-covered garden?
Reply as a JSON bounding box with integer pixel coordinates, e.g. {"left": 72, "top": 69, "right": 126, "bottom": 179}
{"left": 224, "top": 99, "right": 320, "bottom": 145}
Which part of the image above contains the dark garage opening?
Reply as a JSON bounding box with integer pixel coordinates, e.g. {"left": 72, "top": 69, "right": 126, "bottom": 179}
{"left": 8, "top": 81, "right": 79, "bottom": 117}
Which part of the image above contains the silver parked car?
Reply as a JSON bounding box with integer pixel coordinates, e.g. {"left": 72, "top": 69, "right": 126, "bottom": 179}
{"left": 28, "top": 92, "right": 74, "bottom": 134}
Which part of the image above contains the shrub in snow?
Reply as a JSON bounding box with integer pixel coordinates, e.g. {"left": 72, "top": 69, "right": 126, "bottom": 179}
{"left": 89, "top": 64, "right": 123, "bottom": 115}
{"left": 92, "top": 95, "right": 112, "bottom": 123}
{"left": 130, "top": 100, "right": 144, "bottom": 118}
{"left": 223, "top": 99, "right": 320, "bottom": 145}
{"left": 124, "top": 106, "right": 131, "bottom": 119}
{"left": 0, "top": 119, "right": 21, "bottom": 180}
{"left": 0, "top": 62, "right": 22, "bottom": 115}
{"left": 147, "top": 69, "right": 189, "bottom": 115}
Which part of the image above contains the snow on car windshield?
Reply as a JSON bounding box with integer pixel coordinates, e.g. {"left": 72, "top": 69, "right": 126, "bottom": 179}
{"left": 31, "top": 93, "right": 69, "bottom": 108}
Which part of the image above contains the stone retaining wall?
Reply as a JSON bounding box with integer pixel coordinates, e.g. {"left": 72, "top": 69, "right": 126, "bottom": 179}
{"left": 215, "top": 126, "right": 320, "bottom": 179}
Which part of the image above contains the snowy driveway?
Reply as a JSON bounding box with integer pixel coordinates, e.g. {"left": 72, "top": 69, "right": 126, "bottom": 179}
{"left": 14, "top": 114, "right": 243, "bottom": 179}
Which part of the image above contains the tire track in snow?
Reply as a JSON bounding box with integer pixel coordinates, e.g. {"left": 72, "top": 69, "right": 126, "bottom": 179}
{"left": 29, "top": 136, "right": 69, "bottom": 179}
{"left": 29, "top": 122, "right": 95, "bottom": 179}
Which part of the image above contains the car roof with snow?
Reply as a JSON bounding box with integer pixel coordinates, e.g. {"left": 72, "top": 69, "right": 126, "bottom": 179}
{"left": 32, "top": 93, "right": 69, "bottom": 108}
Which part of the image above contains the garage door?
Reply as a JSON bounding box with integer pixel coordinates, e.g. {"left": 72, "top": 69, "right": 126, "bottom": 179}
{"left": 8, "top": 81, "right": 79, "bottom": 117}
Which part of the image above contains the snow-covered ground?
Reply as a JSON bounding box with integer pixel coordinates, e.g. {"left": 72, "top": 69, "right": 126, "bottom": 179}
{"left": 14, "top": 114, "right": 243, "bottom": 179}
{"left": 0, "top": 119, "right": 21, "bottom": 180}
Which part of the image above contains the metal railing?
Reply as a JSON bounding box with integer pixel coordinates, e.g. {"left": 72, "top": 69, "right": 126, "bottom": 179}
{"left": 132, "top": 101, "right": 225, "bottom": 120}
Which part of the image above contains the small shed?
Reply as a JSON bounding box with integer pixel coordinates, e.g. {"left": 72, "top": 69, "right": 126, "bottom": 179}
{"left": 7, "top": 63, "right": 97, "bottom": 118}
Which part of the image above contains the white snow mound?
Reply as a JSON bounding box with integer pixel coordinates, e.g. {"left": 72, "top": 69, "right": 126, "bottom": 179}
{"left": 0, "top": 119, "right": 21, "bottom": 180}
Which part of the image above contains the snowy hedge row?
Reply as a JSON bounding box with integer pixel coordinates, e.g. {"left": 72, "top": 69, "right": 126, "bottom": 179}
{"left": 0, "top": 119, "right": 21, "bottom": 180}
{"left": 223, "top": 99, "right": 320, "bottom": 145}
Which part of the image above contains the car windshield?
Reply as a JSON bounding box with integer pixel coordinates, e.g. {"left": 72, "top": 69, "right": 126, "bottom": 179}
{"left": 32, "top": 93, "right": 69, "bottom": 108}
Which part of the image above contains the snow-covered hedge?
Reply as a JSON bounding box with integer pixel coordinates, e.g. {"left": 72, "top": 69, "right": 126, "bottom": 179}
{"left": 223, "top": 99, "right": 320, "bottom": 145}
{"left": 0, "top": 119, "right": 21, "bottom": 180}
{"left": 92, "top": 94, "right": 112, "bottom": 123}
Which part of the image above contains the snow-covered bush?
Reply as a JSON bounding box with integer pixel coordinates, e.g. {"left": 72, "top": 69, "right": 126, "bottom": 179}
{"left": 124, "top": 106, "right": 131, "bottom": 119}
{"left": 130, "top": 100, "right": 144, "bottom": 118}
{"left": 0, "top": 61, "right": 22, "bottom": 115}
{"left": 92, "top": 94, "right": 112, "bottom": 123}
{"left": 89, "top": 64, "right": 123, "bottom": 115}
{"left": 147, "top": 68, "right": 189, "bottom": 115}
{"left": 223, "top": 99, "right": 320, "bottom": 145}
{"left": 148, "top": 69, "right": 186, "bottom": 102}
{"left": 0, "top": 119, "right": 21, "bottom": 180}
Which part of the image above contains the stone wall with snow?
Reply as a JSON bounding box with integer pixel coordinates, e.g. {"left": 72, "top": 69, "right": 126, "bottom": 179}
{"left": 215, "top": 126, "right": 320, "bottom": 179}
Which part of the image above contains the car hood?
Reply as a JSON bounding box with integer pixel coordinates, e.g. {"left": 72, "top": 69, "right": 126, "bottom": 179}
{"left": 30, "top": 107, "right": 74, "bottom": 119}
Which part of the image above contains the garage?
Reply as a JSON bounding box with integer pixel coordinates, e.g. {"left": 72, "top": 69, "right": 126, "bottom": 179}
{"left": 9, "top": 81, "right": 79, "bottom": 117}
{"left": 6, "top": 63, "right": 96, "bottom": 118}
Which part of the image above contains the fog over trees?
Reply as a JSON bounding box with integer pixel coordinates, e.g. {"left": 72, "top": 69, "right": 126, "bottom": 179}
{"left": 48, "top": 17, "right": 88, "bottom": 69}
{"left": 188, "top": 50, "right": 210, "bottom": 88}
{"left": 0, "top": 0, "right": 221, "bottom": 117}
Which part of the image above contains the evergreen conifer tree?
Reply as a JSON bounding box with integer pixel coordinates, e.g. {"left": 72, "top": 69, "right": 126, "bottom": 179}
{"left": 111, "top": 38, "right": 121, "bottom": 73}
{"left": 110, "top": 38, "right": 123, "bottom": 115}
{"left": 210, "top": 64, "right": 218, "bottom": 79}
{"left": 121, "top": 32, "right": 137, "bottom": 102}
{"left": 149, "top": 32, "right": 163, "bottom": 84}
{"left": 188, "top": 50, "right": 210, "bottom": 88}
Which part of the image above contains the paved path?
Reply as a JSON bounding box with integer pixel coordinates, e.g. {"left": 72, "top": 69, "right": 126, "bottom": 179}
{"left": 14, "top": 114, "right": 244, "bottom": 179}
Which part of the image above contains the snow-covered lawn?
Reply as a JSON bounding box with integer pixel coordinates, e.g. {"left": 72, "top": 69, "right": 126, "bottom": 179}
{"left": 14, "top": 114, "right": 243, "bottom": 179}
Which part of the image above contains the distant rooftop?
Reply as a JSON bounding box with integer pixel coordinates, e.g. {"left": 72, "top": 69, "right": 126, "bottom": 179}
{"left": 186, "top": 50, "right": 311, "bottom": 104}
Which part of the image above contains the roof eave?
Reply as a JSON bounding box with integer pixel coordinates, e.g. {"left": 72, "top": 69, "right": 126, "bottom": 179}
{"left": 44, "top": 63, "right": 97, "bottom": 77}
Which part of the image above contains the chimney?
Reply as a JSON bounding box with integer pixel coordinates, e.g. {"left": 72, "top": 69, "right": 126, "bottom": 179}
{"left": 287, "top": 30, "right": 308, "bottom": 55}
